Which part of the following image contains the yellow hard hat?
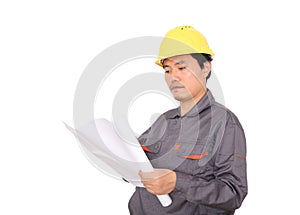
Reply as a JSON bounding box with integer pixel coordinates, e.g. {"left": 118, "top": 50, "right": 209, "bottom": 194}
{"left": 155, "top": 26, "right": 214, "bottom": 67}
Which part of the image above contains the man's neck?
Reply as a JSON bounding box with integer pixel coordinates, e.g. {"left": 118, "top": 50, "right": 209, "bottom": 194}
{"left": 180, "top": 89, "right": 207, "bottom": 116}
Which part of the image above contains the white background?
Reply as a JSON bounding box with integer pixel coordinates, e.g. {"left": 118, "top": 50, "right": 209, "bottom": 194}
{"left": 1, "top": 0, "right": 300, "bottom": 214}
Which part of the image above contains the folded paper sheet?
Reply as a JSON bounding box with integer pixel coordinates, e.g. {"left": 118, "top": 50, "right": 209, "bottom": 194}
{"left": 64, "top": 118, "right": 172, "bottom": 207}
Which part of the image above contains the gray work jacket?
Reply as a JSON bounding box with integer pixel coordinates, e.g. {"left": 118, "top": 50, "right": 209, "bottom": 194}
{"left": 128, "top": 90, "right": 247, "bottom": 215}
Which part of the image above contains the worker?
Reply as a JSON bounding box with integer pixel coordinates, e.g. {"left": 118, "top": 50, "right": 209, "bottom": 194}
{"left": 128, "top": 26, "right": 248, "bottom": 215}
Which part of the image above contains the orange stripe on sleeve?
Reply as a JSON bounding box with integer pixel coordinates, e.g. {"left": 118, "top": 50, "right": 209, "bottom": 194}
{"left": 234, "top": 153, "right": 246, "bottom": 159}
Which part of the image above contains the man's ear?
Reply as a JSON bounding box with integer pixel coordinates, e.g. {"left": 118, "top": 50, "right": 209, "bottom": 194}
{"left": 203, "top": 61, "right": 212, "bottom": 78}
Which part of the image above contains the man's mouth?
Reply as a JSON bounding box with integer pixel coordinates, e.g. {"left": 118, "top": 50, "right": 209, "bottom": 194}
{"left": 170, "top": 85, "right": 185, "bottom": 90}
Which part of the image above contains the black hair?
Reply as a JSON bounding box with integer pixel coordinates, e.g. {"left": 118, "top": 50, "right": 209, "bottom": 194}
{"left": 191, "top": 53, "right": 213, "bottom": 80}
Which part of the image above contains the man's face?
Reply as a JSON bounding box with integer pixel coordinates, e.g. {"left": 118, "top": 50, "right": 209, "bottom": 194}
{"left": 163, "top": 54, "right": 211, "bottom": 103}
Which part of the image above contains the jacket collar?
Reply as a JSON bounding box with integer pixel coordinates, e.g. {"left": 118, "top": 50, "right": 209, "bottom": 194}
{"left": 165, "top": 89, "right": 215, "bottom": 119}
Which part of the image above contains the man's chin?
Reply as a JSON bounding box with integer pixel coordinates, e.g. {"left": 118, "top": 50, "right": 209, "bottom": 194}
{"left": 173, "top": 95, "right": 187, "bottom": 102}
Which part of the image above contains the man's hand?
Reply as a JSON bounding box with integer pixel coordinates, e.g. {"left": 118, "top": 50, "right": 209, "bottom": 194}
{"left": 139, "top": 169, "right": 176, "bottom": 195}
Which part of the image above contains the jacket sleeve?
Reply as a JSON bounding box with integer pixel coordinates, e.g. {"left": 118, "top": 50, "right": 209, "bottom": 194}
{"left": 174, "top": 116, "right": 248, "bottom": 211}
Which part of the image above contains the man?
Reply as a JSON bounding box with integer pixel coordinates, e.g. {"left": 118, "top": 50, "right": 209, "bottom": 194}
{"left": 128, "top": 26, "right": 247, "bottom": 215}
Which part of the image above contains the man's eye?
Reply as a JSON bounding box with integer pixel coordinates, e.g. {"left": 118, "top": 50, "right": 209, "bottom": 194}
{"left": 178, "top": 67, "right": 186, "bottom": 70}
{"left": 164, "top": 70, "right": 170, "bottom": 74}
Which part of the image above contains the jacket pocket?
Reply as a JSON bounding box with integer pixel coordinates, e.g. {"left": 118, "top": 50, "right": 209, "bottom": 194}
{"left": 175, "top": 143, "right": 209, "bottom": 175}
{"left": 176, "top": 141, "right": 207, "bottom": 158}
{"left": 140, "top": 139, "right": 163, "bottom": 160}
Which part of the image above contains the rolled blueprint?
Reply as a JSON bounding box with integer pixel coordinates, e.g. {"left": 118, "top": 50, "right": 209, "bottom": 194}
{"left": 64, "top": 119, "right": 172, "bottom": 207}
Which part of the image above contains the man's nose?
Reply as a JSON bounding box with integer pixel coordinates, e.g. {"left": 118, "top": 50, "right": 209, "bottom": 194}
{"left": 170, "top": 68, "right": 181, "bottom": 80}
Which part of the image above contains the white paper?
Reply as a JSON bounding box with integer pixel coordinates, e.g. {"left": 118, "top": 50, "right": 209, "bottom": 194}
{"left": 64, "top": 118, "right": 172, "bottom": 207}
